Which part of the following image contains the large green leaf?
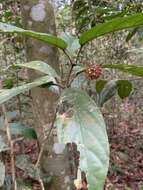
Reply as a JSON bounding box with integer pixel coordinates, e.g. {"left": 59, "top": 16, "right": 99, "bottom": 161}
{"left": 15, "top": 61, "right": 59, "bottom": 79}
{"left": 0, "top": 22, "right": 67, "bottom": 49}
{"left": 102, "top": 64, "right": 143, "bottom": 77}
{"left": 0, "top": 75, "right": 55, "bottom": 104}
{"left": 79, "top": 13, "right": 143, "bottom": 45}
{"left": 57, "top": 89, "right": 109, "bottom": 190}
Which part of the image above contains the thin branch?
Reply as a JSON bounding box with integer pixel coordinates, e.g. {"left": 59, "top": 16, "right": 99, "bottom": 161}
{"left": 75, "top": 46, "right": 83, "bottom": 65}
{"left": 69, "top": 70, "right": 85, "bottom": 86}
{"left": 2, "top": 105, "right": 17, "bottom": 190}
{"left": 35, "top": 106, "right": 59, "bottom": 168}
{"left": 63, "top": 50, "right": 73, "bottom": 66}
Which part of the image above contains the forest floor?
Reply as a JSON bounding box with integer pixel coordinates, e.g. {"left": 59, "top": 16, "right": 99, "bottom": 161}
{"left": 2, "top": 99, "right": 143, "bottom": 190}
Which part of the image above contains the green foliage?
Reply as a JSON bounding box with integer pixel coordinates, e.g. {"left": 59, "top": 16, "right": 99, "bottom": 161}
{"left": 0, "top": 113, "right": 37, "bottom": 139}
{"left": 102, "top": 64, "right": 143, "bottom": 77}
{"left": 98, "top": 80, "right": 118, "bottom": 107}
{"left": 57, "top": 89, "right": 109, "bottom": 190}
{"left": 98, "top": 80, "right": 132, "bottom": 106}
{"left": 96, "top": 80, "right": 107, "bottom": 94}
{"left": 0, "top": 22, "right": 67, "bottom": 49}
{"left": 0, "top": 75, "right": 55, "bottom": 105}
{"left": 79, "top": 13, "right": 143, "bottom": 45}
{"left": 117, "top": 80, "right": 132, "bottom": 99}
{"left": 15, "top": 61, "right": 59, "bottom": 79}
{"left": 16, "top": 155, "right": 51, "bottom": 183}
{"left": 3, "top": 78, "right": 14, "bottom": 89}
{"left": 2, "top": 8, "right": 143, "bottom": 190}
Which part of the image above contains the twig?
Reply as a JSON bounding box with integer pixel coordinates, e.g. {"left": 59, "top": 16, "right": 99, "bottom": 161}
{"left": 2, "top": 105, "right": 17, "bottom": 190}
{"left": 63, "top": 50, "right": 73, "bottom": 66}
{"left": 75, "top": 46, "right": 83, "bottom": 65}
{"left": 35, "top": 106, "right": 59, "bottom": 168}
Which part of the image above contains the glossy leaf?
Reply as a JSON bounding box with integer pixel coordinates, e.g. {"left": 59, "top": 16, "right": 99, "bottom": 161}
{"left": 117, "top": 80, "right": 132, "bottom": 99}
{"left": 80, "top": 13, "right": 143, "bottom": 45}
{"left": 0, "top": 22, "right": 67, "bottom": 49}
{"left": 0, "top": 161, "right": 5, "bottom": 187}
{"left": 15, "top": 61, "right": 59, "bottom": 78}
{"left": 0, "top": 75, "right": 55, "bottom": 105}
{"left": 57, "top": 89, "right": 109, "bottom": 190}
{"left": 102, "top": 64, "right": 143, "bottom": 77}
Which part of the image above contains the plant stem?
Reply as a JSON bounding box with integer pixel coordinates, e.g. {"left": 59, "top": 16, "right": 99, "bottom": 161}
{"left": 35, "top": 106, "right": 59, "bottom": 168}
{"left": 2, "top": 105, "right": 17, "bottom": 190}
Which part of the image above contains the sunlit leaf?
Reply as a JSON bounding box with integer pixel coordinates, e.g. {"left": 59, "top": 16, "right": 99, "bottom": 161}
{"left": 15, "top": 61, "right": 59, "bottom": 79}
{"left": 0, "top": 22, "right": 67, "bottom": 49}
{"left": 80, "top": 13, "right": 143, "bottom": 45}
{"left": 0, "top": 75, "right": 55, "bottom": 104}
{"left": 57, "top": 89, "right": 109, "bottom": 190}
{"left": 102, "top": 64, "right": 143, "bottom": 77}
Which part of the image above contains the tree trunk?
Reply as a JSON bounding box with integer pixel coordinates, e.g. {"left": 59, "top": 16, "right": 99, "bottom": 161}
{"left": 20, "top": 1, "right": 73, "bottom": 189}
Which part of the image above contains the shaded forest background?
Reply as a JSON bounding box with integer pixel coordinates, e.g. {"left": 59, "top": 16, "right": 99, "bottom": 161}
{"left": 0, "top": 0, "right": 143, "bottom": 189}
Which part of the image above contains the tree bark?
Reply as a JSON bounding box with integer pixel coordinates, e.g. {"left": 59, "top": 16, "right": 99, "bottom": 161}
{"left": 20, "top": 1, "right": 72, "bottom": 189}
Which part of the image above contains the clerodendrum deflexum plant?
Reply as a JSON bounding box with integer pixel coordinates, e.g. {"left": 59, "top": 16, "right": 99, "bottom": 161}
{"left": 1, "top": 13, "right": 143, "bottom": 190}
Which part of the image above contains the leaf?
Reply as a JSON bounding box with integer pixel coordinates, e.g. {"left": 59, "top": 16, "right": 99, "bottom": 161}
{"left": 15, "top": 61, "right": 59, "bottom": 79}
{"left": 57, "top": 89, "right": 109, "bottom": 190}
{"left": 98, "top": 80, "right": 132, "bottom": 106}
{"left": 102, "top": 64, "right": 143, "bottom": 77}
{"left": 98, "top": 80, "right": 118, "bottom": 107}
{"left": 0, "top": 117, "right": 37, "bottom": 139}
{"left": 79, "top": 13, "right": 143, "bottom": 45}
{"left": 61, "top": 33, "right": 80, "bottom": 54}
{"left": 117, "top": 80, "right": 132, "bottom": 99}
{"left": 0, "top": 75, "right": 55, "bottom": 104}
{"left": 16, "top": 155, "right": 51, "bottom": 183}
{"left": 0, "top": 22, "right": 67, "bottom": 49}
{"left": 0, "top": 136, "right": 9, "bottom": 152}
{"left": 96, "top": 80, "right": 107, "bottom": 94}
{"left": 0, "top": 161, "right": 5, "bottom": 187}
